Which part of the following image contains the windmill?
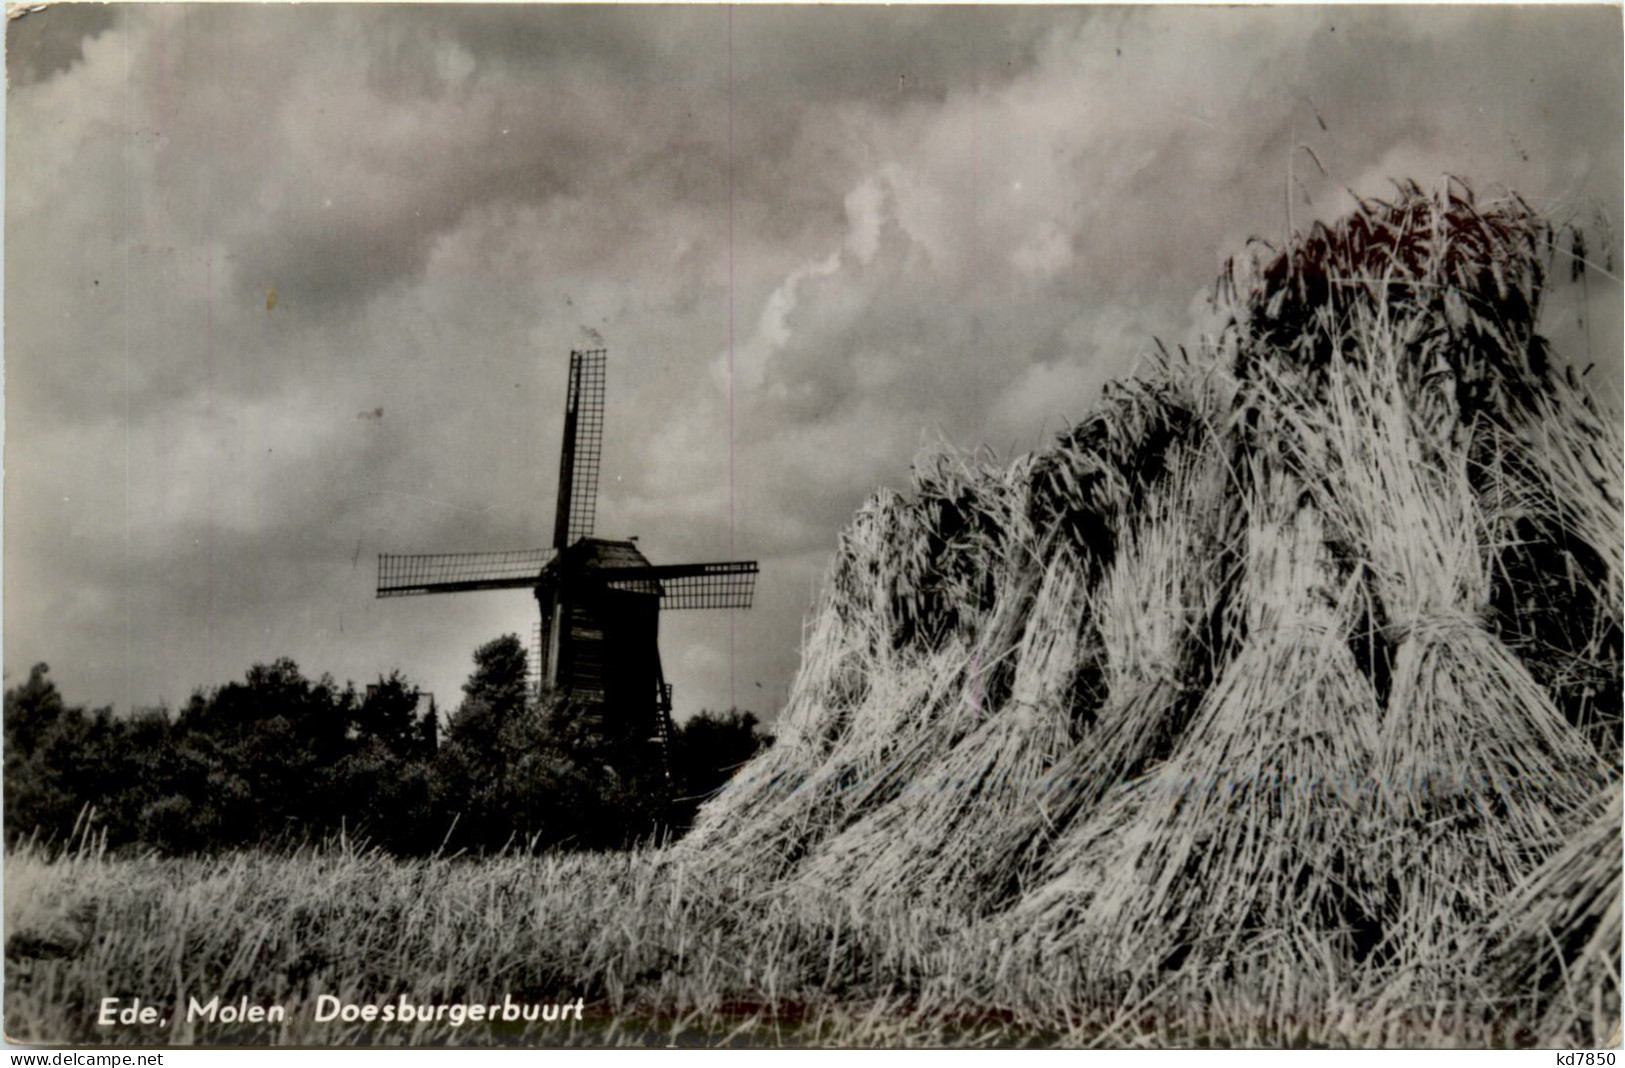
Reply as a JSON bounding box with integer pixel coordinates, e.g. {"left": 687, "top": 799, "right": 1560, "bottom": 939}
{"left": 376, "top": 349, "right": 757, "bottom": 781}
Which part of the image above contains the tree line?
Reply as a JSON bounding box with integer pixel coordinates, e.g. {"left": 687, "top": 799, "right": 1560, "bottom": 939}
{"left": 3, "top": 635, "right": 771, "bottom": 856}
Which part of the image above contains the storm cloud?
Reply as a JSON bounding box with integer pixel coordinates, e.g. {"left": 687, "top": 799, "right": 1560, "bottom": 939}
{"left": 7, "top": 4, "right": 1620, "bottom": 720}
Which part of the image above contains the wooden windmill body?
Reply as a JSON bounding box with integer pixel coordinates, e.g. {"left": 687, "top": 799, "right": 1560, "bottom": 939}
{"left": 377, "top": 349, "right": 757, "bottom": 772}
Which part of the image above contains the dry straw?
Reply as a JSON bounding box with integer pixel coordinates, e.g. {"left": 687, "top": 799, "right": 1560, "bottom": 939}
{"left": 1487, "top": 779, "right": 1623, "bottom": 1046}
{"left": 970, "top": 432, "right": 1236, "bottom": 917}
{"left": 1259, "top": 316, "right": 1607, "bottom": 982}
{"left": 794, "top": 550, "right": 1091, "bottom": 909}
{"left": 681, "top": 448, "right": 1039, "bottom": 878}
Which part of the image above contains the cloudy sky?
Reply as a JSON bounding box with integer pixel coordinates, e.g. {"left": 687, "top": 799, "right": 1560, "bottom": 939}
{"left": 7, "top": 4, "right": 1621, "bottom": 722}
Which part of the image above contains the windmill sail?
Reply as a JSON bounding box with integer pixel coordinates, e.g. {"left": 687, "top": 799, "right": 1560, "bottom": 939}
{"left": 376, "top": 549, "right": 554, "bottom": 597}
{"left": 595, "top": 561, "right": 758, "bottom": 610}
{"left": 552, "top": 349, "right": 607, "bottom": 550}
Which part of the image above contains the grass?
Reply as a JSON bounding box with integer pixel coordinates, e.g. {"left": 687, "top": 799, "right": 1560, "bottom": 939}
{"left": 9, "top": 828, "right": 1605, "bottom": 1048}
{"left": 8, "top": 178, "right": 1621, "bottom": 1047}
{"left": 0, "top": 836, "right": 1180, "bottom": 1047}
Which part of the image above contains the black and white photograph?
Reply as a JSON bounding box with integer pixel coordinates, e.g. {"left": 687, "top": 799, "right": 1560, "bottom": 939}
{"left": 4, "top": 2, "right": 1622, "bottom": 1049}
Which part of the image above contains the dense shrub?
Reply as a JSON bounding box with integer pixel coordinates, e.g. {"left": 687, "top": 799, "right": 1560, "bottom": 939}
{"left": 4, "top": 639, "right": 769, "bottom": 857}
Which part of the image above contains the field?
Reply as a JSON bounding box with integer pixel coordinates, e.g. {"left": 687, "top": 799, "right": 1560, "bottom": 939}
{"left": 3, "top": 810, "right": 1617, "bottom": 1047}
{"left": 2, "top": 838, "right": 1166, "bottom": 1047}
{"left": 7, "top": 181, "right": 1621, "bottom": 1048}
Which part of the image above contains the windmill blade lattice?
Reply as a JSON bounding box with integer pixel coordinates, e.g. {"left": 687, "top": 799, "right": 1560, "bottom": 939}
{"left": 553, "top": 349, "right": 607, "bottom": 549}
{"left": 597, "top": 561, "right": 758, "bottom": 610}
{"left": 377, "top": 549, "right": 555, "bottom": 597}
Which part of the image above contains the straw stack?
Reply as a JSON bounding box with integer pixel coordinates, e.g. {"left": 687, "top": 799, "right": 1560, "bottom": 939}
{"left": 1009, "top": 467, "right": 1383, "bottom": 993}
{"left": 1487, "top": 779, "right": 1623, "bottom": 1047}
{"left": 794, "top": 551, "right": 1091, "bottom": 909}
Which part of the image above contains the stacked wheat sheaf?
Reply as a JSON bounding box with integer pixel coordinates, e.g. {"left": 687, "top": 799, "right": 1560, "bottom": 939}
{"left": 674, "top": 180, "right": 1623, "bottom": 1045}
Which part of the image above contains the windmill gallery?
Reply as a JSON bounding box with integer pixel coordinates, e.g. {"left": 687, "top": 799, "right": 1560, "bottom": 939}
{"left": 375, "top": 349, "right": 759, "bottom": 791}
